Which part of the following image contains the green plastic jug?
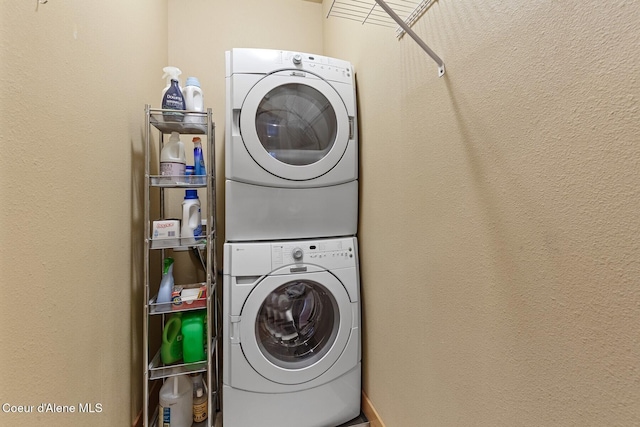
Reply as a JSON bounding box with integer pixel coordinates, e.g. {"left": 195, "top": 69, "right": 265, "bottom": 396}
{"left": 161, "top": 315, "right": 183, "bottom": 365}
{"left": 181, "top": 310, "right": 206, "bottom": 363}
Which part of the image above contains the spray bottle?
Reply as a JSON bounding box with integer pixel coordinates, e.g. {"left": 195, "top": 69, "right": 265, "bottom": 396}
{"left": 156, "top": 257, "right": 175, "bottom": 311}
{"left": 192, "top": 137, "right": 206, "bottom": 185}
{"left": 162, "top": 66, "right": 186, "bottom": 121}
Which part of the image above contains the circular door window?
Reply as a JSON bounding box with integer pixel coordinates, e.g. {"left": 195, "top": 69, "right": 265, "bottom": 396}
{"left": 255, "top": 84, "right": 338, "bottom": 166}
{"left": 239, "top": 72, "right": 351, "bottom": 181}
{"left": 255, "top": 280, "right": 339, "bottom": 370}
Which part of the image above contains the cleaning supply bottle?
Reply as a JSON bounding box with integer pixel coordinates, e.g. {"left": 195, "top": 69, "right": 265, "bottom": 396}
{"left": 192, "top": 137, "right": 206, "bottom": 185}
{"left": 192, "top": 387, "right": 207, "bottom": 423}
{"left": 161, "top": 315, "right": 183, "bottom": 365}
{"left": 181, "top": 310, "right": 206, "bottom": 363}
{"left": 189, "top": 372, "right": 203, "bottom": 396}
{"left": 156, "top": 257, "right": 175, "bottom": 311}
{"left": 161, "top": 66, "right": 186, "bottom": 122}
{"left": 183, "top": 77, "right": 204, "bottom": 111}
{"left": 181, "top": 190, "right": 202, "bottom": 246}
{"left": 183, "top": 76, "right": 204, "bottom": 125}
{"left": 158, "top": 375, "right": 193, "bottom": 427}
{"left": 160, "top": 132, "right": 186, "bottom": 181}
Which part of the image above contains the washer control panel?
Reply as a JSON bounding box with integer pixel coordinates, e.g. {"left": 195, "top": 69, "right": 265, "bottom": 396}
{"left": 271, "top": 237, "right": 356, "bottom": 269}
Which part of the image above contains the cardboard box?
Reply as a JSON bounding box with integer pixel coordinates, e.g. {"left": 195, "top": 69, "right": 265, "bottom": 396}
{"left": 151, "top": 219, "right": 180, "bottom": 248}
{"left": 171, "top": 284, "right": 207, "bottom": 310}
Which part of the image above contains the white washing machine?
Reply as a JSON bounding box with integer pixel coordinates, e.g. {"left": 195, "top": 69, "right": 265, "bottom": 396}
{"left": 225, "top": 48, "right": 358, "bottom": 241}
{"left": 223, "top": 236, "right": 361, "bottom": 427}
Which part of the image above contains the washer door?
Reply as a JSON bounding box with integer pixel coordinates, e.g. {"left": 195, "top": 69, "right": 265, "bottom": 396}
{"left": 239, "top": 271, "right": 353, "bottom": 385}
{"left": 240, "top": 71, "right": 351, "bottom": 181}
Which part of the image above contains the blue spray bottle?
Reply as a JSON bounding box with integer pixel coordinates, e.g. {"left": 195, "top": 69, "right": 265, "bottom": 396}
{"left": 192, "top": 137, "right": 206, "bottom": 185}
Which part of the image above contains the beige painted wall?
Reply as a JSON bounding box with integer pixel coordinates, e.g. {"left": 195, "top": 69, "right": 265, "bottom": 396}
{"left": 323, "top": 1, "right": 640, "bottom": 426}
{"left": 3, "top": 1, "right": 638, "bottom": 426}
{"left": 166, "top": 0, "right": 324, "bottom": 266}
{"left": 0, "top": 1, "right": 167, "bottom": 425}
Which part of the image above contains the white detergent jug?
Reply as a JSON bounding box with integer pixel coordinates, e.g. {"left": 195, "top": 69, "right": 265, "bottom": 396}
{"left": 183, "top": 77, "right": 204, "bottom": 111}
{"left": 181, "top": 190, "right": 202, "bottom": 246}
{"left": 160, "top": 132, "right": 186, "bottom": 181}
{"left": 183, "top": 77, "right": 204, "bottom": 125}
{"left": 158, "top": 375, "right": 193, "bottom": 427}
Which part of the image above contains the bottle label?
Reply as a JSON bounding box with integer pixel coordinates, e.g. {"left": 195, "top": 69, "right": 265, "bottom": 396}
{"left": 160, "top": 162, "right": 185, "bottom": 177}
{"left": 159, "top": 405, "right": 170, "bottom": 427}
{"left": 193, "top": 399, "right": 207, "bottom": 423}
{"left": 162, "top": 81, "right": 186, "bottom": 122}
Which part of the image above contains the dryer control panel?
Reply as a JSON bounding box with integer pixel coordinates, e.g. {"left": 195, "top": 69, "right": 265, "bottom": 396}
{"left": 281, "top": 50, "right": 353, "bottom": 83}
{"left": 271, "top": 237, "right": 357, "bottom": 270}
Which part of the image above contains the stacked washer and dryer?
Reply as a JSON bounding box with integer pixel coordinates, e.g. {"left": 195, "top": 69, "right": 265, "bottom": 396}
{"left": 223, "top": 48, "right": 361, "bottom": 427}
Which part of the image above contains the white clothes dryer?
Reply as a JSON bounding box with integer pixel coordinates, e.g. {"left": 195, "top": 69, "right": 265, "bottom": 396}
{"left": 223, "top": 237, "right": 361, "bottom": 427}
{"left": 225, "top": 48, "right": 358, "bottom": 241}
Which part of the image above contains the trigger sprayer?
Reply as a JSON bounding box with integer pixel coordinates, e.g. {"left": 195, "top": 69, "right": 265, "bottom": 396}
{"left": 161, "top": 66, "right": 186, "bottom": 116}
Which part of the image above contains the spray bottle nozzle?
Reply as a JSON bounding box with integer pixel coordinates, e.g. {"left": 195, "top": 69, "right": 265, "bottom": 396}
{"left": 162, "top": 66, "right": 182, "bottom": 82}
{"left": 163, "top": 257, "right": 174, "bottom": 275}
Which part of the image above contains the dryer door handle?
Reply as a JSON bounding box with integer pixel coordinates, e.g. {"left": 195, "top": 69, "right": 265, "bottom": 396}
{"left": 290, "top": 266, "right": 307, "bottom": 273}
{"left": 231, "top": 109, "right": 241, "bottom": 137}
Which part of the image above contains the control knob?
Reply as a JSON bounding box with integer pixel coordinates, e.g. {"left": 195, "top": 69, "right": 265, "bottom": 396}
{"left": 292, "top": 54, "right": 303, "bottom": 65}
{"left": 292, "top": 247, "right": 304, "bottom": 260}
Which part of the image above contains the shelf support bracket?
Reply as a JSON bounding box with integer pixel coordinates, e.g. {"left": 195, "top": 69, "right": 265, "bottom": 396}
{"left": 373, "top": 0, "right": 445, "bottom": 77}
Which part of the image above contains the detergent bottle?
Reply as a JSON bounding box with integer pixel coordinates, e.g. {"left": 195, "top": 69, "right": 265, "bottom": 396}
{"left": 158, "top": 375, "right": 193, "bottom": 427}
{"left": 161, "top": 315, "right": 183, "bottom": 365}
{"left": 181, "top": 310, "right": 206, "bottom": 363}
{"left": 156, "top": 257, "right": 175, "bottom": 311}
{"left": 181, "top": 190, "right": 202, "bottom": 246}
{"left": 161, "top": 66, "right": 186, "bottom": 122}
{"left": 183, "top": 76, "right": 204, "bottom": 125}
{"left": 160, "top": 132, "right": 186, "bottom": 180}
{"left": 183, "top": 77, "right": 204, "bottom": 111}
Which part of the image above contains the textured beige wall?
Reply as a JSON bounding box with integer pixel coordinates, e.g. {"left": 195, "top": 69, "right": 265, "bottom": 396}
{"left": 0, "top": 1, "right": 167, "bottom": 425}
{"left": 324, "top": 1, "right": 640, "bottom": 426}
{"left": 166, "top": 0, "right": 324, "bottom": 267}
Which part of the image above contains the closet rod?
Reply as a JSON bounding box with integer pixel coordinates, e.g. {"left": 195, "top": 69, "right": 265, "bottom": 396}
{"left": 374, "top": 0, "right": 445, "bottom": 77}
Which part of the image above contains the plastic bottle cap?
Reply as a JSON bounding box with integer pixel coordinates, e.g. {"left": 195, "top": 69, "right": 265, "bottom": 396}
{"left": 193, "top": 137, "right": 202, "bottom": 144}
{"left": 169, "top": 131, "right": 181, "bottom": 142}
{"left": 185, "top": 77, "right": 201, "bottom": 87}
{"left": 196, "top": 388, "right": 203, "bottom": 398}
{"left": 184, "top": 189, "right": 199, "bottom": 199}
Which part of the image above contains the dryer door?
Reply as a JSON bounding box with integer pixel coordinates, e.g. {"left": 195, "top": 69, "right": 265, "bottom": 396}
{"left": 239, "top": 271, "right": 353, "bottom": 385}
{"left": 239, "top": 71, "right": 352, "bottom": 181}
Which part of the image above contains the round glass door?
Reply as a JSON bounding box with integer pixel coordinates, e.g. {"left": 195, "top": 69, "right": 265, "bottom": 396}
{"left": 255, "top": 84, "right": 337, "bottom": 166}
{"left": 239, "top": 270, "right": 353, "bottom": 384}
{"left": 256, "top": 280, "right": 339, "bottom": 370}
{"left": 239, "top": 72, "right": 351, "bottom": 181}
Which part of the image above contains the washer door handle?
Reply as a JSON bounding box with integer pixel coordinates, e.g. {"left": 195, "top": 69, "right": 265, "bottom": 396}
{"left": 230, "top": 315, "right": 241, "bottom": 344}
{"left": 290, "top": 266, "right": 307, "bottom": 273}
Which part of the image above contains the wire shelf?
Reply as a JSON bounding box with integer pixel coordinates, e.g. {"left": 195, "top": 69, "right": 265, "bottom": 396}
{"left": 327, "top": 0, "right": 445, "bottom": 76}
{"left": 327, "top": 0, "right": 436, "bottom": 38}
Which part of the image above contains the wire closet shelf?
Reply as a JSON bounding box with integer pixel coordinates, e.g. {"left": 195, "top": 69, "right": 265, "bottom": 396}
{"left": 327, "top": 0, "right": 445, "bottom": 76}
